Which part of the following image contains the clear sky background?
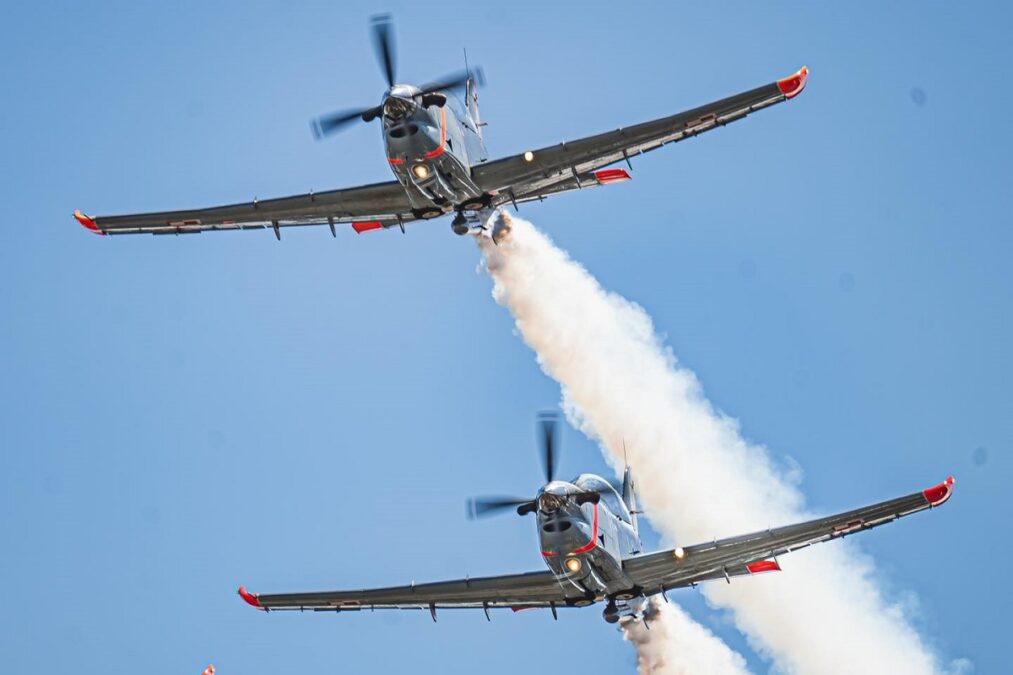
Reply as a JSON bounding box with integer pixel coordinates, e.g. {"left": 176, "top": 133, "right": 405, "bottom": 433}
{"left": 1, "top": 1, "right": 1009, "bottom": 673}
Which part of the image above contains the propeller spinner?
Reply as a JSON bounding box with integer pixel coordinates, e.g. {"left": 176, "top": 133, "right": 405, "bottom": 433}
{"left": 311, "top": 14, "right": 483, "bottom": 140}
{"left": 467, "top": 413, "right": 609, "bottom": 520}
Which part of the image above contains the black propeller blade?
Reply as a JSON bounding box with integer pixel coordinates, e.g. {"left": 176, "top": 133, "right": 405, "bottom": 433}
{"left": 467, "top": 496, "right": 535, "bottom": 520}
{"left": 311, "top": 105, "right": 384, "bottom": 139}
{"left": 370, "top": 14, "right": 397, "bottom": 88}
{"left": 467, "top": 413, "right": 622, "bottom": 521}
{"left": 538, "top": 412, "right": 558, "bottom": 484}
{"left": 418, "top": 68, "right": 482, "bottom": 96}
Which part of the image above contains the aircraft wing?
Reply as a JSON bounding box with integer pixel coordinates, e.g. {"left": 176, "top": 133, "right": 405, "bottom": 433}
{"left": 237, "top": 568, "right": 585, "bottom": 616}
{"left": 622, "top": 476, "right": 954, "bottom": 593}
{"left": 472, "top": 67, "right": 808, "bottom": 207}
{"left": 72, "top": 180, "right": 416, "bottom": 237}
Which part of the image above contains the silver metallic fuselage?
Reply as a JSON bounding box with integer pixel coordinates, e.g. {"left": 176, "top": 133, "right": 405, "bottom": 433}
{"left": 537, "top": 474, "right": 643, "bottom": 602}
{"left": 379, "top": 85, "right": 488, "bottom": 214}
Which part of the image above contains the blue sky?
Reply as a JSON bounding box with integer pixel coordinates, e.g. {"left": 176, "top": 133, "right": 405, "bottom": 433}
{"left": 1, "top": 1, "right": 1008, "bottom": 672}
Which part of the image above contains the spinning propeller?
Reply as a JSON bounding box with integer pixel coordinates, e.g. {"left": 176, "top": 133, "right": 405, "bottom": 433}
{"left": 467, "top": 413, "right": 615, "bottom": 519}
{"left": 311, "top": 14, "right": 483, "bottom": 139}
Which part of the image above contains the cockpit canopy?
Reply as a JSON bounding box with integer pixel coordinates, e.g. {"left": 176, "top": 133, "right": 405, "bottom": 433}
{"left": 574, "top": 473, "right": 631, "bottom": 524}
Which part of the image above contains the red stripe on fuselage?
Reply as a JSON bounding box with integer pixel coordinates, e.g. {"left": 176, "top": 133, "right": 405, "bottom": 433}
{"left": 571, "top": 503, "right": 599, "bottom": 554}
{"left": 423, "top": 107, "right": 447, "bottom": 160}
{"left": 387, "top": 107, "right": 447, "bottom": 164}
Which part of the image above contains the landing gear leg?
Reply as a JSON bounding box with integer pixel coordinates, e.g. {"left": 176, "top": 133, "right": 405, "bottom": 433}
{"left": 451, "top": 212, "right": 469, "bottom": 236}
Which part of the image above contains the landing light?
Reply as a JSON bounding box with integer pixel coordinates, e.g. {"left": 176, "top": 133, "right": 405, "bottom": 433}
{"left": 565, "top": 557, "right": 582, "bottom": 574}
{"left": 673, "top": 547, "right": 685, "bottom": 560}
{"left": 523, "top": 151, "right": 534, "bottom": 162}
{"left": 412, "top": 164, "right": 430, "bottom": 180}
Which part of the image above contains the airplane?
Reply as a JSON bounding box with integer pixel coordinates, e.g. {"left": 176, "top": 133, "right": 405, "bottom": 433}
{"left": 73, "top": 14, "right": 808, "bottom": 242}
{"left": 237, "top": 413, "right": 955, "bottom": 624}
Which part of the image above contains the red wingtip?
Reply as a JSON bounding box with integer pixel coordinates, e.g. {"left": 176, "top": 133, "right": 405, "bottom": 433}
{"left": 922, "top": 475, "right": 955, "bottom": 507}
{"left": 777, "top": 66, "right": 809, "bottom": 100}
{"left": 238, "top": 585, "right": 264, "bottom": 610}
{"left": 73, "top": 209, "right": 105, "bottom": 235}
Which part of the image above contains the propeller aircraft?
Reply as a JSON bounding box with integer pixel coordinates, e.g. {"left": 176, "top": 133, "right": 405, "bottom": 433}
{"left": 73, "top": 14, "right": 808, "bottom": 241}
{"left": 237, "top": 413, "right": 955, "bottom": 624}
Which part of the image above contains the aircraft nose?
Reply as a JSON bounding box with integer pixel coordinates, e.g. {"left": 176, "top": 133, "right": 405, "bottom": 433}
{"left": 383, "top": 94, "right": 414, "bottom": 119}
{"left": 542, "top": 481, "right": 571, "bottom": 494}
{"left": 538, "top": 492, "right": 564, "bottom": 513}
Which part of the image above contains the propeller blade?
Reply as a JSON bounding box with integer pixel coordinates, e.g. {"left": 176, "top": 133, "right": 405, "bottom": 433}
{"left": 538, "top": 412, "right": 558, "bottom": 484}
{"left": 370, "top": 14, "right": 397, "bottom": 88}
{"left": 467, "top": 496, "right": 535, "bottom": 519}
{"left": 419, "top": 68, "right": 481, "bottom": 96}
{"left": 311, "top": 105, "right": 383, "bottom": 139}
{"left": 572, "top": 491, "right": 602, "bottom": 506}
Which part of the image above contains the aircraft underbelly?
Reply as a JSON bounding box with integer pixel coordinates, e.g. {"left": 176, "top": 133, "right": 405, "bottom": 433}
{"left": 586, "top": 547, "right": 636, "bottom": 593}
{"left": 401, "top": 153, "right": 481, "bottom": 208}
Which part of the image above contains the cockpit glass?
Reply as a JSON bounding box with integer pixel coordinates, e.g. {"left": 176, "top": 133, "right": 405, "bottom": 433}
{"left": 576, "top": 474, "right": 631, "bottom": 523}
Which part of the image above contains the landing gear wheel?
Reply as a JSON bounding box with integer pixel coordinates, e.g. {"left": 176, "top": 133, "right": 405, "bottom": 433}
{"left": 414, "top": 207, "right": 443, "bottom": 220}
{"left": 459, "top": 196, "right": 489, "bottom": 211}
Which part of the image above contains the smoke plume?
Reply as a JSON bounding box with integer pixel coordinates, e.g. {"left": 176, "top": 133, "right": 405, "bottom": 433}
{"left": 622, "top": 599, "right": 751, "bottom": 675}
{"left": 478, "top": 213, "right": 957, "bottom": 674}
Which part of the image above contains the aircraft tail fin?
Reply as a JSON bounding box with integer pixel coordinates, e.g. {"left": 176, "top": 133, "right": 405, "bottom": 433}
{"left": 622, "top": 456, "right": 639, "bottom": 535}
{"left": 464, "top": 49, "right": 483, "bottom": 135}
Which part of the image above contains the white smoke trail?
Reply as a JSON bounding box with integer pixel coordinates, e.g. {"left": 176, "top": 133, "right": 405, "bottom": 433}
{"left": 622, "top": 599, "right": 751, "bottom": 675}
{"left": 478, "top": 213, "right": 958, "bottom": 674}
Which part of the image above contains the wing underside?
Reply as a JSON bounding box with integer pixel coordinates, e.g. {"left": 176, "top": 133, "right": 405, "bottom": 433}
{"left": 622, "top": 476, "right": 955, "bottom": 593}
{"left": 74, "top": 180, "right": 417, "bottom": 237}
{"left": 238, "top": 568, "right": 581, "bottom": 614}
{"left": 475, "top": 67, "right": 808, "bottom": 208}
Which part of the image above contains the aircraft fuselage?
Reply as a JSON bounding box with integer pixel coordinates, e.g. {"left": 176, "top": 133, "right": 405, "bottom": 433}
{"left": 380, "top": 85, "right": 490, "bottom": 221}
{"left": 536, "top": 474, "right": 644, "bottom": 614}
